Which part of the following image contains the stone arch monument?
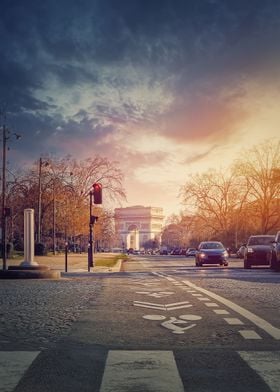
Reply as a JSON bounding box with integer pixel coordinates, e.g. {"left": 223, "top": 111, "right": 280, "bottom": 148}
{"left": 114, "top": 206, "right": 164, "bottom": 250}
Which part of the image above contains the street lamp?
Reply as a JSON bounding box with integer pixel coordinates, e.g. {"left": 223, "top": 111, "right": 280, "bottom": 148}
{"left": 37, "top": 157, "right": 49, "bottom": 244}
{"left": 1, "top": 115, "right": 21, "bottom": 270}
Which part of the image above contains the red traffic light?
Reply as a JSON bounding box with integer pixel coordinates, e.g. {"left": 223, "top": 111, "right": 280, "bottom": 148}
{"left": 92, "top": 183, "right": 102, "bottom": 204}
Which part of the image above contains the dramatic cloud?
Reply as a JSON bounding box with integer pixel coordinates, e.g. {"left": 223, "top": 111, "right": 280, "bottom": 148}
{"left": 1, "top": 0, "right": 280, "bottom": 216}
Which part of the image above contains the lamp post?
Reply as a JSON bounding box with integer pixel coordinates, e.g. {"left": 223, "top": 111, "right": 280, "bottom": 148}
{"left": 1, "top": 116, "right": 21, "bottom": 270}
{"left": 1, "top": 124, "right": 7, "bottom": 270}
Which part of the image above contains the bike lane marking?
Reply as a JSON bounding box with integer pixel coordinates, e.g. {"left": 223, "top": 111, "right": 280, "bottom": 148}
{"left": 182, "top": 280, "right": 280, "bottom": 340}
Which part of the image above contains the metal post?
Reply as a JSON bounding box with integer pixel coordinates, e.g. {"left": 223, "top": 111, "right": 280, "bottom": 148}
{"left": 88, "top": 191, "right": 93, "bottom": 271}
{"left": 65, "top": 242, "right": 68, "bottom": 272}
{"left": 1, "top": 124, "right": 7, "bottom": 270}
{"left": 53, "top": 179, "right": 56, "bottom": 255}
{"left": 38, "top": 158, "right": 42, "bottom": 243}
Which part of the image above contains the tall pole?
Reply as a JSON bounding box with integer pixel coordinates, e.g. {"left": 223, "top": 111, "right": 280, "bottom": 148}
{"left": 53, "top": 179, "right": 56, "bottom": 255}
{"left": 1, "top": 124, "right": 7, "bottom": 270}
{"left": 38, "top": 158, "right": 42, "bottom": 243}
{"left": 88, "top": 191, "right": 93, "bottom": 271}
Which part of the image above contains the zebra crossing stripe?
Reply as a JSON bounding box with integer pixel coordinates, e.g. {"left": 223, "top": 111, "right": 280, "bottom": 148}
{"left": 100, "top": 350, "right": 185, "bottom": 392}
{"left": 238, "top": 351, "right": 280, "bottom": 392}
{"left": 0, "top": 351, "right": 40, "bottom": 392}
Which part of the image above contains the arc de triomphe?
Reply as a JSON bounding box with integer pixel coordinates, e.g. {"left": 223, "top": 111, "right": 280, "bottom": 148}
{"left": 114, "top": 206, "right": 164, "bottom": 250}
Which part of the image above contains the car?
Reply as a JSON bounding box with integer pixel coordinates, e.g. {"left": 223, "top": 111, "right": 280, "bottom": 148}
{"left": 185, "top": 248, "right": 197, "bottom": 257}
{"left": 195, "top": 241, "right": 229, "bottom": 267}
{"left": 236, "top": 245, "right": 246, "bottom": 259}
{"left": 170, "top": 248, "right": 181, "bottom": 255}
{"left": 269, "top": 231, "right": 280, "bottom": 271}
{"left": 243, "top": 234, "right": 275, "bottom": 269}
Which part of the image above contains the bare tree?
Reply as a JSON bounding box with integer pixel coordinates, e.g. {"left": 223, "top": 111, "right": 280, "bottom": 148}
{"left": 233, "top": 139, "right": 280, "bottom": 233}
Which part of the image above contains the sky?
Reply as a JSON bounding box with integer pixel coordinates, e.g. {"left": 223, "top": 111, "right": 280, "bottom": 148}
{"left": 1, "top": 0, "right": 280, "bottom": 218}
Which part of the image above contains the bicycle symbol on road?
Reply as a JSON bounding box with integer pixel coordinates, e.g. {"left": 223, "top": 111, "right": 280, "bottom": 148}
{"left": 143, "top": 314, "right": 202, "bottom": 334}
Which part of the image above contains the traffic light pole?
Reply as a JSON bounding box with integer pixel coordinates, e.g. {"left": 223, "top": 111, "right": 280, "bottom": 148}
{"left": 88, "top": 191, "right": 94, "bottom": 271}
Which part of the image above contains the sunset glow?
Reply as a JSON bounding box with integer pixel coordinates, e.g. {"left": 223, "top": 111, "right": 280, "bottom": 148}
{"left": 2, "top": 0, "right": 280, "bottom": 217}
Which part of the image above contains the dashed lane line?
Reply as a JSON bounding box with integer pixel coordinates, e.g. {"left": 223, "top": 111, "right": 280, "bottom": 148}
{"left": 239, "top": 330, "right": 262, "bottom": 340}
{"left": 182, "top": 280, "right": 280, "bottom": 340}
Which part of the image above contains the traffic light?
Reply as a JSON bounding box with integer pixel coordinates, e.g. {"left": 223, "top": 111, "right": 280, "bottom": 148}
{"left": 92, "top": 183, "right": 102, "bottom": 204}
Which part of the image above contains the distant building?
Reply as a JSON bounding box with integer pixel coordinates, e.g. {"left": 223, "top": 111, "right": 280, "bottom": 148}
{"left": 114, "top": 206, "right": 164, "bottom": 250}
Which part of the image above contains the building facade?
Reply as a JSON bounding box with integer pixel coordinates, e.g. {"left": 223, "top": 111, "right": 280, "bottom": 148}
{"left": 114, "top": 206, "right": 164, "bottom": 250}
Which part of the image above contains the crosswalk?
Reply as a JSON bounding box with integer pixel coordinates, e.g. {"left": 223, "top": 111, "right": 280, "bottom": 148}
{"left": 1, "top": 350, "right": 280, "bottom": 391}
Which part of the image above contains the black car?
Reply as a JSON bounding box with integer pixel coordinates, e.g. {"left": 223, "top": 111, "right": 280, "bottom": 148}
{"left": 243, "top": 235, "right": 275, "bottom": 269}
{"left": 195, "top": 241, "right": 229, "bottom": 267}
{"left": 270, "top": 231, "right": 280, "bottom": 271}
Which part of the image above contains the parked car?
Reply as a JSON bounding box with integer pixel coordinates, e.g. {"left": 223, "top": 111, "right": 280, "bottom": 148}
{"left": 236, "top": 245, "right": 246, "bottom": 259}
{"left": 270, "top": 231, "right": 280, "bottom": 271}
{"left": 170, "top": 248, "right": 181, "bottom": 255}
{"left": 185, "top": 248, "right": 197, "bottom": 257}
{"left": 195, "top": 241, "right": 229, "bottom": 267}
{"left": 243, "top": 235, "right": 275, "bottom": 269}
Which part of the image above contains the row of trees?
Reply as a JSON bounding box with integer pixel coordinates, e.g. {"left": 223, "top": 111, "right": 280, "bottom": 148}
{"left": 162, "top": 140, "right": 280, "bottom": 250}
{"left": 4, "top": 155, "right": 126, "bottom": 253}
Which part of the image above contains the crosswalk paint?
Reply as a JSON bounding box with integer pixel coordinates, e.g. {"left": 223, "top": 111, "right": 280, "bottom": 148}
{"left": 99, "top": 350, "right": 185, "bottom": 392}
{"left": 238, "top": 351, "right": 280, "bottom": 392}
{"left": 0, "top": 351, "right": 40, "bottom": 392}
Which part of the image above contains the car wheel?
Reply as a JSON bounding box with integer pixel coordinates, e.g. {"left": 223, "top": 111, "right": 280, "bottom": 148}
{"left": 224, "top": 262, "right": 228, "bottom": 267}
{"left": 244, "top": 259, "right": 251, "bottom": 269}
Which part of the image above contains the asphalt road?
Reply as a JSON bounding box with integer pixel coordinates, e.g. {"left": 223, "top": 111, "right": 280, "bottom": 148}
{"left": 1, "top": 255, "right": 280, "bottom": 391}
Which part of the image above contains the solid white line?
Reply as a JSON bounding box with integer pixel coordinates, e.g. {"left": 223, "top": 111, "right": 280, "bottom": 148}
{"left": 238, "top": 351, "right": 280, "bottom": 391}
{"left": 167, "top": 305, "right": 193, "bottom": 311}
{"left": 134, "top": 300, "right": 165, "bottom": 306}
{"left": 100, "top": 350, "right": 185, "bottom": 392}
{"left": 0, "top": 351, "right": 40, "bottom": 392}
{"left": 183, "top": 280, "right": 280, "bottom": 340}
{"left": 134, "top": 304, "right": 164, "bottom": 310}
{"left": 165, "top": 301, "right": 190, "bottom": 307}
{"left": 239, "top": 330, "right": 262, "bottom": 340}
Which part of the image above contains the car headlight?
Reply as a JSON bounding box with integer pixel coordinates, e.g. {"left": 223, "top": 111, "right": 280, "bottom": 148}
{"left": 223, "top": 251, "right": 229, "bottom": 257}
{"left": 247, "top": 247, "right": 254, "bottom": 253}
{"left": 199, "top": 252, "right": 206, "bottom": 258}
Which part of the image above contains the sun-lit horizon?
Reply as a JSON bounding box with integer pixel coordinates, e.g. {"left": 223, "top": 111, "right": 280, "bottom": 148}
{"left": 2, "top": 1, "right": 280, "bottom": 218}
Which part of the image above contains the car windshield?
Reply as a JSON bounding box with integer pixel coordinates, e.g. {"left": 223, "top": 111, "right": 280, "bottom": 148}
{"left": 248, "top": 236, "right": 275, "bottom": 245}
{"left": 200, "top": 242, "right": 224, "bottom": 249}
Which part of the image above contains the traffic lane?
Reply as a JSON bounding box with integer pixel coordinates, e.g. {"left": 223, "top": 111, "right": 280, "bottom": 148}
{"left": 176, "top": 275, "right": 280, "bottom": 335}
{"left": 63, "top": 274, "right": 280, "bottom": 351}
{"left": 125, "top": 254, "right": 246, "bottom": 271}
{"left": 124, "top": 256, "right": 280, "bottom": 331}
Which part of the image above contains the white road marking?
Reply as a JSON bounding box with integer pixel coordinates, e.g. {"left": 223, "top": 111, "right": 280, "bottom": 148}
{"left": 183, "top": 280, "right": 280, "bottom": 340}
{"left": 224, "top": 318, "right": 244, "bottom": 325}
{"left": 239, "top": 330, "right": 262, "bottom": 339}
{"left": 238, "top": 351, "right": 280, "bottom": 391}
{"left": 204, "top": 302, "right": 219, "bottom": 307}
{"left": 100, "top": 351, "right": 185, "bottom": 392}
{"left": 135, "top": 291, "right": 175, "bottom": 298}
{"left": 197, "top": 297, "right": 210, "bottom": 301}
{"left": 213, "top": 309, "right": 230, "bottom": 315}
{"left": 191, "top": 293, "right": 202, "bottom": 296}
{"left": 133, "top": 300, "right": 192, "bottom": 311}
{"left": 0, "top": 351, "right": 40, "bottom": 392}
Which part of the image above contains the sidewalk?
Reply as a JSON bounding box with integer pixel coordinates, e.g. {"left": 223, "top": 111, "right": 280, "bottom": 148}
{"left": 2, "top": 252, "right": 124, "bottom": 275}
